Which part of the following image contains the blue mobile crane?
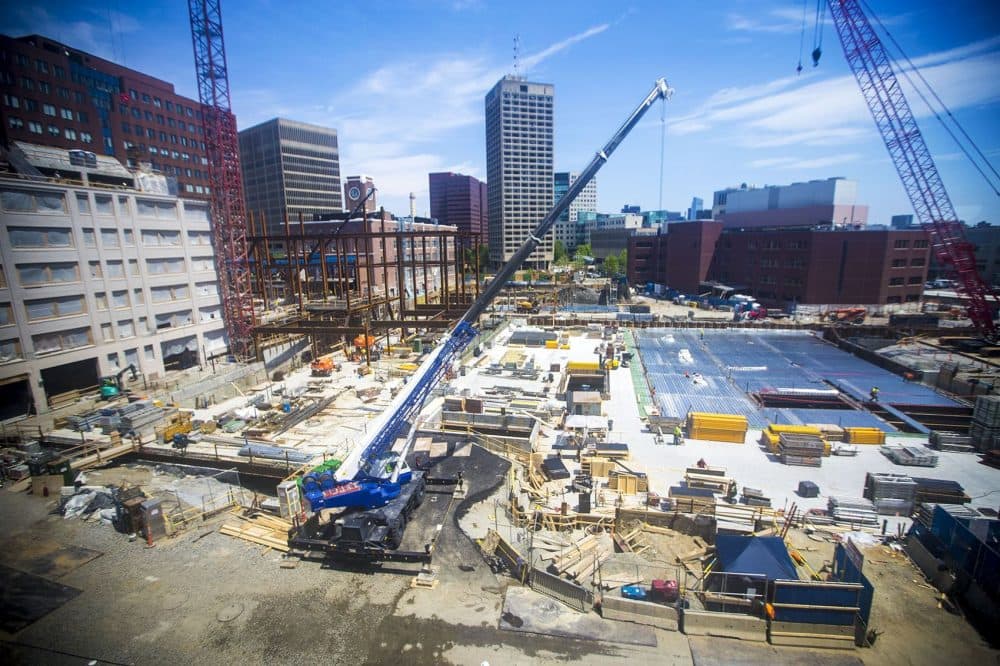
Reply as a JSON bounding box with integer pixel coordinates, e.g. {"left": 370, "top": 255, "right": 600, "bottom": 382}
{"left": 291, "top": 78, "right": 673, "bottom": 561}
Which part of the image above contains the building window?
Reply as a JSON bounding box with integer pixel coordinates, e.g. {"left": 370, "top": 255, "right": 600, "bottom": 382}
{"left": 82, "top": 228, "right": 96, "bottom": 246}
{"left": 136, "top": 199, "right": 177, "bottom": 219}
{"left": 146, "top": 257, "right": 186, "bottom": 274}
{"left": 20, "top": 77, "right": 34, "bottom": 91}
{"left": 33, "top": 327, "right": 93, "bottom": 355}
{"left": 1, "top": 189, "right": 66, "bottom": 213}
{"left": 64, "top": 128, "right": 77, "bottom": 140}
{"left": 153, "top": 97, "right": 162, "bottom": 108}
{"left": 0, "top": 303, "right": 12, "bottom": 326}
{"left": 60, "top": 107, "right": 73, "bottom": 120}
{"left": 129, "top": 89, "right": 138, "bottom": 100}
{"left": 76, "top": 194, "right": 90, "bottom": 214}
{"left": 111, "top": 290, "right": 129, "bottom": 308}
{"left": 35, "top": 59, "right": 48, "bottom": 74}
{"left": 38, "top": 81, "right": 49, "bottom": 94}
{"left": 94, "top": 195, "right": 113, "bottom": 215}
{"left": 54, "top": 65, "right": 65, "bottom": 79}
{"left": 118, "top": 320, "right": 136, "bottom": 338}
{"left": 913, "top": 239, "right": 928, "bottom": 248}
{"left": 910, "top": 257, "right": 925, "bottom": 267}
{"left": 25, "top": 295, "right": 86, "bottom": 321}
{"left": 47, "top": 124, "right": 60, "bottom": 136}
{"left": 77, "top": 110, "right": 88, "bottom": 123}
{"left": 3, "top": 94, "right": 19, "bottom": 108}
{"left": 94, "top": 292, "right": 108, "bottom": 309}
{"left": 80, "top": 132, "right": 92, "bottom": 143}
{"left": 0, "top": 338, "right": 22, "bottom": 362}
{"left": 889, "top": 277, "right": 904, "bottom": 286}
{"left": 100, "top": 228, "right": 120, "bottom": 247}
{"left": 151, "top": 284, "right": 190, "bottom": 303}
{"left": 24, "top": 98, "right": 37, "bottom": 111}
{"left": 893, "top": 239, "right": 909, "bottom": 249}
{"left": 106, "top": 261, "right": 125, "bottom": 279}
{"left": 141, "top": 229, "right": 181, "bottom": 246}
{"left": 16, "top": 262, "right": 79, "bottom": 286}
{"left": 8, "top": 116, "right": 23, "bottom": 129}
{"left": 88, "top": 261, "right": 102, "bottom": 279}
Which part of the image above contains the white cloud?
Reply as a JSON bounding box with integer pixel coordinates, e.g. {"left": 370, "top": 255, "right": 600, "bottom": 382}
{"left": 237, "top": 23, "right": 612, "bottom": 213}
{"left": 748, "top": 153, "right": 861, "bottom": 170}
{"left": 1, "top": 7, "right": 140, "bottom": 61}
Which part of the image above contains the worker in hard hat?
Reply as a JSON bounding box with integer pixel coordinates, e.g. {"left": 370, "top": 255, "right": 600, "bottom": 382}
{"left": 673, "top": 424, "right": 684, "bottom": 446}
{"left": 870, "top": 386, "right": 880, "bottom": 402}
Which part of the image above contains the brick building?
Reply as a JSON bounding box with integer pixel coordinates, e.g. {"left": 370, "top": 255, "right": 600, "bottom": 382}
{"left": 628, "top": 221, "right": 930, "bottom": 306}
{"left": 1, "top": 34, "right": 210, "bottom": 199}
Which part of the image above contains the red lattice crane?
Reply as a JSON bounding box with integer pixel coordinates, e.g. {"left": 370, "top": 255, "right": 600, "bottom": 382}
{"left": 827, "top": 0, "right": 997, "bottom": 341}
{"left": 188, "top": 0, "right": 255, "bottom": 359}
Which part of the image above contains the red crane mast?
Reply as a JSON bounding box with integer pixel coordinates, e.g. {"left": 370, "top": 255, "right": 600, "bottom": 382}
{"left": 827, "top": 0, "right": 997, "bottom": 341}
{"left": 188, "top": 0, "right": 255, "bottom": 359}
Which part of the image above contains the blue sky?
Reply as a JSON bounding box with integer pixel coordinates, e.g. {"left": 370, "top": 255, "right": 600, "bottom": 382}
{"left": 4, "top": 1, "right": 999, "bottom": 224}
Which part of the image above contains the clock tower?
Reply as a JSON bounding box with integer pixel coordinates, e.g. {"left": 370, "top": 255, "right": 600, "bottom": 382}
{"left": 344, "top": 175, "right": 376, "bottom": 214}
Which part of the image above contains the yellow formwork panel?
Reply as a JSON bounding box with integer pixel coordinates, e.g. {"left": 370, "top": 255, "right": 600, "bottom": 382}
{"left": 845, "top": 427, "right": 886, "bottom": 445}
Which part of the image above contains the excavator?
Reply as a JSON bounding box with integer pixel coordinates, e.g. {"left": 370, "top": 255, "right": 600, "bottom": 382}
{"left": 290, "top": 77, "right": 674, "bottom": 561}
{"left": 99, "top": 364, "right": 137, "bottom": 400}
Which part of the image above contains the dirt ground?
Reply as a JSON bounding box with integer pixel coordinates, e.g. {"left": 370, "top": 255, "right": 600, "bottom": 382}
{"left": 0, "top": 473, "right": 997, "bottom": 665}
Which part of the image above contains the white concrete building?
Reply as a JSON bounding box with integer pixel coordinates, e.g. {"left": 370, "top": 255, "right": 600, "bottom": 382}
{"left": 485, "top": 76, "right": 554, "bottom": 270}
{"left": 553, "top": 171, "right": 597, "bottom": 252}
{"left": 0, "top": 177, "right": 227, "bottom": 416}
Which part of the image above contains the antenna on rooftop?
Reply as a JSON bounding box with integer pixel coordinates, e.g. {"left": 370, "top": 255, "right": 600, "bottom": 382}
{"left": 513, "top": 34, "right": 520, "bottom": 77}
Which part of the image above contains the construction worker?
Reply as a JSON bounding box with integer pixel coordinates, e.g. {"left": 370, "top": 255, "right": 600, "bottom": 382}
{"left": 673, "top": 424, "right": 684, "bottom": 446}
{"left": 870, "top": 386, "right": 880, "bottom": 402}
{"left": 696, "top": 458, "right": 707, "bottom": 469}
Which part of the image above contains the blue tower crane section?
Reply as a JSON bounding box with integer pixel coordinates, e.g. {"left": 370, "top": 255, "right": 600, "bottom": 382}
{"left": 302, "top": 78, "right": 674, "bottom": 514}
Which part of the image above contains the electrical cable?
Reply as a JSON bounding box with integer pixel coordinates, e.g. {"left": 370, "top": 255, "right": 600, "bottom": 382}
{"left": 862, "top": 0, "right": 1000, "bottom": 197}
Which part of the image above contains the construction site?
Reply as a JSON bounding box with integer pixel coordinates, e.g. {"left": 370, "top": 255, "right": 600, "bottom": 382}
{"left": 1, "top": 1, "right": 1000, "bottom": 665}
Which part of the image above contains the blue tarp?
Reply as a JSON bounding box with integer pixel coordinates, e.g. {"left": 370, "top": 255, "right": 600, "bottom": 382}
{"left": 715, "top": 535, "right": 798, "bottom": 581}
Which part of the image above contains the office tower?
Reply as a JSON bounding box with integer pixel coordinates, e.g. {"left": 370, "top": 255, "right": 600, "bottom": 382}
{"left": 553, "top": 171, "right": 597, "bottom": 252}
{"left": 429, "top": 172, "right": 487, "bottom": 241}
{"left": 485, "top": 76, "right": 554, "bottom": 269}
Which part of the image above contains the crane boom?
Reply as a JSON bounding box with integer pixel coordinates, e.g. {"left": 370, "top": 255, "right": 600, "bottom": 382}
{"left": 827, "top": 0, "right": 997, "bottom": 340}
{"left": 312, "top": 78, "right": 673, "bottom": 510}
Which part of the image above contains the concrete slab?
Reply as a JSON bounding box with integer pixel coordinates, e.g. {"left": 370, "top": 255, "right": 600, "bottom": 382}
{"left": 500, "top": 585, "right": 657, "bottom": 647}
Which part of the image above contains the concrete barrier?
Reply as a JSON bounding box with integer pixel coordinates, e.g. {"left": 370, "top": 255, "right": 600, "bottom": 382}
{"left": 681, "top": 609, "right": 767, "bottom": 641}
{"left": 601, "top": 595, "right": 679, "bottom": 631}
{"left": 769, "top": 621, "right": 856, "bottom": 649}
{"left": 530, "top": 567, "right": 593, "bottom": 613}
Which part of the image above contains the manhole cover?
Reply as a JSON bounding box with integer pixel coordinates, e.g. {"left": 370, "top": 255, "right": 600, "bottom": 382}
{"left": 161, "top": 592, "right": 188, "bottom": 610}
{"left": 217, "top": 602, "right": 244, "bottom": 622}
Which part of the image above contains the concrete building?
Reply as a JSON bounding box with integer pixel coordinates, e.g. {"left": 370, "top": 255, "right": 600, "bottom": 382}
{"left": 485, "top": 76, "right": 554, "bottom": 269}
{"left": 429, "top": 172, "right": 487, "bottom": 242}
{"left": 688, "top": 197, "right": 703, "bottom": 221}
{"left": 628, "top": 220, "right": 930, "bottom": 306}
{"left": 0, "top": 157, "right": 227, "bottom": 417}
{"left": 712, "top": 178, "right": 868, "bottom": 229}
{"left": 553, "top": 171, "right": 597, "bottom": 253}
{"left": 238, "top": 118, "right": 343, "bottom": 232}
{"left": 891, "top": 214, "right": 915, "bottom": 229}
{"left": 0, "top": 33, "right": 210, "bottom": 200}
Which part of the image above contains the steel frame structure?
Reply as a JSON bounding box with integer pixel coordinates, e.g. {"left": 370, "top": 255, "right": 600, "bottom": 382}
{"left": 828, "top": 0, "right": 997, "bottom": 340}
{"left": 188, "top": 0, "right": 255, "bottom": 359}
{"left": 246, "top": 212, "right": 480, "bottom": 353}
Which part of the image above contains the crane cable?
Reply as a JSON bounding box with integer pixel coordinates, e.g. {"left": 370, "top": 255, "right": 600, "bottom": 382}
{"left": 811, "top": 0, "right": 826, "bottom": 65}
{"left": 797, "top": 0, "right": 809, "bottom": 74}
{"left": 861, "top": 0, "right": 1000, "bottom": 197}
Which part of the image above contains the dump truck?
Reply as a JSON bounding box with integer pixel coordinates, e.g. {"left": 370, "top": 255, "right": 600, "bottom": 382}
{"left": 828, "top": 307, "right": 866, "bottom": 324}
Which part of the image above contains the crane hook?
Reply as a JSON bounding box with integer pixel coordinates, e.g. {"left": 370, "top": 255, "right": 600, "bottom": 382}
{"left": 812, "top": 46, "right": 822, "bottom": 67}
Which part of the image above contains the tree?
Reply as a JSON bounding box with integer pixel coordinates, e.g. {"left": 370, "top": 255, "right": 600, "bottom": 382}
{"left": 553, "top": 240, "right": 568, "bottom": 264}
{"left": 603, "top": 254, "right": 620, "bottom": 276}
{"left": 463, "top": 243, "right": 490, "bottom": 276}
{"left": 574, "top": 243, "right": 592, "bottom": 260}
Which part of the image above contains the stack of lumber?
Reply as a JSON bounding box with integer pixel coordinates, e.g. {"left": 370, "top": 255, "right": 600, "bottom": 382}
{"left": 827, "top": 496, "right": 878, "bottom": 527}
{"left": 915, "top": 502, "right": 980, "bottom": 528}
{"left": 844, "top": 427, "right": 885, "bottom": 445}
{"left": 715, "top": 501, "right": 760, "bottom": 534}
{"left": 811, "top": 423, "right": 845, "bottom": 442}
{"left": 971, "top": 396, "right": 1000, "bottom": 451}
{"left": 881, "top": 444, "right": 939, "bottom": 467}
{"left": 911, "top": 477, "right": 970, "bottom": 505}
{"left": 684, "top": 469, "right": 735, "bottom": 494}
{"left": 540, "top": 534, "right": 613, "bottom": 584}
{"left": 778, "top": 433, "right": 824, "bottom": 467}
{"left": 741, "top": 487, "right": 771, "bottom": 508}
{"left": 607, "top": 470, "right": 648, "bottom": 495}
{"left": 581, "top": 456, "right": 614, "bottom": 478}
{"left": 863, "top": 472, "right": 917, "bottom": 516}
{"left": 928, "top": 430, "right": 976, "bottom": 453}
{"left": 219, "top": 511, "right": 292, "bottom": 552}
{"left": 668, "top": 486, "right": 717, "bottom": 513}
{"left": 687, "top": 412, "right": 748, "bottom": 444}
{"left": 760, "top": 424, "right": 830, "bottom": 455}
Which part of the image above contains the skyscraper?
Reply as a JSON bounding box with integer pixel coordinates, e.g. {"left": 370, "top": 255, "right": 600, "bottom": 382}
{"left": 238, "top": 118, "right": 342, "bottom": 232}
{"left": 485, "top": 76, "right": 554, "bottom": 269}
{"left": 553, "top": 171, "right": 597, "bottom": 252}
{"left": 429, "top": 172, "right": 487, "bottom": 242}
{"left": 688, "top": 196, "right": 703, "bottom": 221}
